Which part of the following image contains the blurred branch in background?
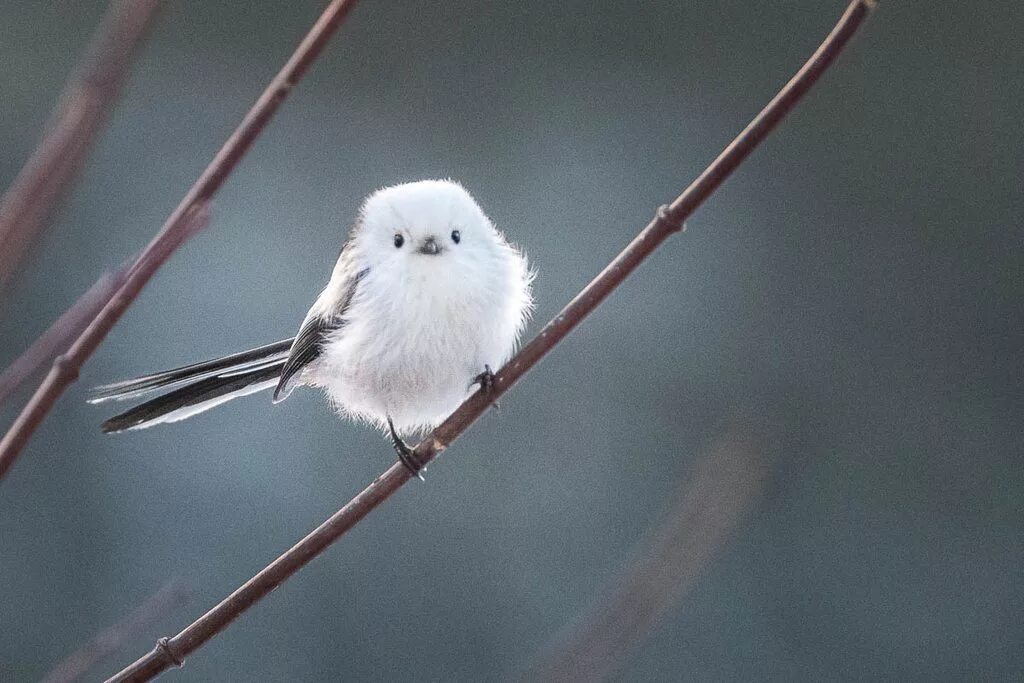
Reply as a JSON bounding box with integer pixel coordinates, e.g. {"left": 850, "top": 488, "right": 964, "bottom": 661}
{"left": 0, "top": 203, "right": 209, "bottom": 479}
{"left": 0, "top": 262, "right": 130, "bottom": 407}
{"left": 40, "top": 579, "right": 190, "bottom": 683}
{"left": 104, "top": 2, "right": 875, "bottom": 679}
{"left": 520, "top": 427, "right": 768, "bottom": 682}
{"left": 0, "top": 0, "right": 363, "bottom": 481}
{"left": 0, "top": 0, "right": 159, "bottom": 288}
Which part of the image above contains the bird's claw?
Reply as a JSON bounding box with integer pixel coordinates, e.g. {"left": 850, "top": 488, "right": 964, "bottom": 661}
{"left": 471, "top": 365, "right": 500, "bottom": 409}
{"left": 471, "top": 365, "right": 496, "bottom": 392}
{"left": 388, "top": 417, "right": 424, "bottom": 481}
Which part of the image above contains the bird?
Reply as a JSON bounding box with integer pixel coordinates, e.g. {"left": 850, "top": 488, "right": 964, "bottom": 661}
{"left": 90, "top": 179, "right": 534, "bottom": 477}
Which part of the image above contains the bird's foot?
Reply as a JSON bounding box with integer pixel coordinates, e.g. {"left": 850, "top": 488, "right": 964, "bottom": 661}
{"left": 388, "top": 417, "right": 424, "bottom": 480}
{"left": 472, "top": 365, "right": 496, "bottom": 391}
{"left": 471, "top": 365, "right": 500, "bottom": 409}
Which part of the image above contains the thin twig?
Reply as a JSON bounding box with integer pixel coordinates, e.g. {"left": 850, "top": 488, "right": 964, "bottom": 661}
{"left": 520, "top": 428, "right": 767, "bottom": 681}
{"left": 0, "top": 0, "right": 363, "bottom": 480}
{"left": 0, "top": 262, "right": 132, "bottom": 407}
{"left": 0, "top": 203, "right": 209, "bottom": 479}
{"left": 105, "top": 2, "right": 876, "bottom": 680}
{"left": 41, "top": 579, "right": 190, "bottom": 683}
{"left": 0, "top": 0, "right": 159, "bottom": 288}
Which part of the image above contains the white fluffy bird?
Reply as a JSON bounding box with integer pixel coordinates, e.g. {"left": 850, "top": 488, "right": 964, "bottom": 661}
{"left": 92, "top": 180, "right": 533, "bottom": 475}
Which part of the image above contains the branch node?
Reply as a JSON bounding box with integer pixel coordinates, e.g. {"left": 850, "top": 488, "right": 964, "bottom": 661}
{"left": 654, "top": 204, "right": 685, "bottom": 233}
{"left": 155, "top": 637, "right": 184, "bottom": 668}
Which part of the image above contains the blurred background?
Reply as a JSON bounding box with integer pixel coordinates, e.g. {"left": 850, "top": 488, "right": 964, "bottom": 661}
{"left": 1, "top": 0, "right": 1021, "bottom": 680}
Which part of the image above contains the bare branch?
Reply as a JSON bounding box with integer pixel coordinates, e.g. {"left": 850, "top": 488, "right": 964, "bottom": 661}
{"left": 0, "top": 203, "right": 209, "bottom": 479}
{"left": 520, "top": 428, "right": 767, "bottom": 681}
{"left": 0, "top": 0, "right": 159, "bottom": 288}
{"left": 104, "top": 2, "right": 876, "bottom": 680}
{"left": 41, "top": 579, "right": 190, "bottom": 683}
{"left": 0, "top": 262, "right": 131, "bottom": 407}
{"left": 0, "top": 0, "right": 363, "bottom": 480}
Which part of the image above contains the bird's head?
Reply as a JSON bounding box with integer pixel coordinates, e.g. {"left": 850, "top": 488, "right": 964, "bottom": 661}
{"left": 354, "top": 179, "right": 501, "bottom": 273}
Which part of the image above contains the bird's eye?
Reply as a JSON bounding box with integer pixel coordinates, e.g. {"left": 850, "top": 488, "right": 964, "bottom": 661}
{"left": 393, "top": 234, "right": 404, "bottom": 248}
{"left": 451, "top": 230, "right": 461, "bottom": 244}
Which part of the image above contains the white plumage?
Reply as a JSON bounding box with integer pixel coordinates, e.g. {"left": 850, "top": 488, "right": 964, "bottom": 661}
{"left": 309, "top": 180, "right": 533, "bottom": 433}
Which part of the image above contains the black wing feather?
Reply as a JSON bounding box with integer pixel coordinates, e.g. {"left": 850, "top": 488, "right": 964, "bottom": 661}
{"left": 272, "top": 266, "right": 367, "bottom": 402}
{"left": 273, "top": 315, "right": 337, "bottom": 401}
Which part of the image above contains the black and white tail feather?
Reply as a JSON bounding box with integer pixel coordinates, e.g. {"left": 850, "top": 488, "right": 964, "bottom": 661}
{"left": 89, "top": 338, "right": 295, "bottom": 433}
{"left": 92, "top": 249, "right": 360, "bottom": 434}
{"left": 91, "top": 242, "right": 360, "bottom": 433}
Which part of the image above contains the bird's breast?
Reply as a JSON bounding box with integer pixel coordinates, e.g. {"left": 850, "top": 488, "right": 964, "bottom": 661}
{"left": 325, "top": 265, "right": 495, "bottom": 375}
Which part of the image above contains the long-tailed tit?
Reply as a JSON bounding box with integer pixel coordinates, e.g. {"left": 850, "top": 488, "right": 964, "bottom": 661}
{"left": 91, "top": 180, "right": 534, "bottom": 476}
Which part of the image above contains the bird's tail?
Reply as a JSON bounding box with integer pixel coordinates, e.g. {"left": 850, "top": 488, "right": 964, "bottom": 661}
{"left": 89, "top": 338, "right": 295, "bottom": 433}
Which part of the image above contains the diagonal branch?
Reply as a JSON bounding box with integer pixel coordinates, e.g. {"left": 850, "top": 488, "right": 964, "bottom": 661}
{"left": 0, "top": 0, "right": 159, "bottom": 288}
{"left": 0, "top": 203, "right": 209, "bottom": 479}
{"left": 0, "top": 261, "right": 131, "bottom": 407}
{"left": 105, "top": 2, "right": 877, "bottom": 680}
{"left": 519, "top": 428, "right": 767, "bottom": 681}
{"left": 41, "top": 579, "right": 190, "bottom": 683}
{"left": 0, "top": 0, "right": 363, "bottom": 481}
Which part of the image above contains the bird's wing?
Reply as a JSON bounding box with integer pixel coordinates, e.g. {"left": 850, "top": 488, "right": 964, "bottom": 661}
{"left": 273, "top": 247, "right": 367, "bottom": 403}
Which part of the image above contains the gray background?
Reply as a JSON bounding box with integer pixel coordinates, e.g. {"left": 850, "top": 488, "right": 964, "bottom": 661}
{"left": 2, "top": 1, "right": 1021, "bottom": 680}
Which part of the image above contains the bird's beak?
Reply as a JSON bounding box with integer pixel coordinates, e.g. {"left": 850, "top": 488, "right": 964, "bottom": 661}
{"left": 417, "top": 237, "right": 442, "bottom": 255}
